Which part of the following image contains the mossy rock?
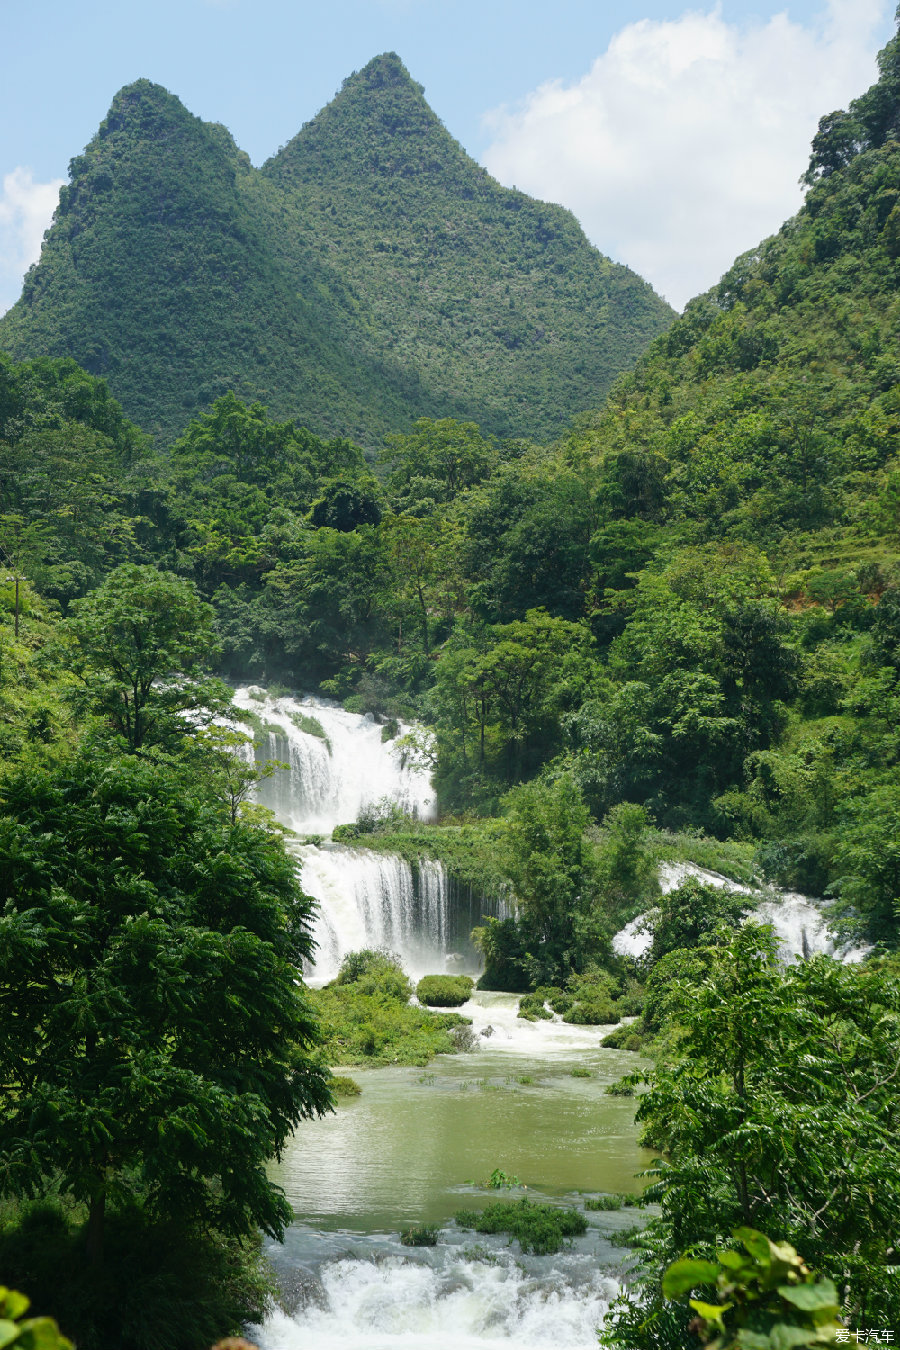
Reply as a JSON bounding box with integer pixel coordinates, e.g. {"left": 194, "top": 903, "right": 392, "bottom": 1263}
{"left": 416, "top": 974, "right": 474, "bottom": 1007}
{"left": 518, "top": 993, "right": 553, "bottom": 1021}
{"left": 563, "top": 1000, "right": 619, "bottom": 1026}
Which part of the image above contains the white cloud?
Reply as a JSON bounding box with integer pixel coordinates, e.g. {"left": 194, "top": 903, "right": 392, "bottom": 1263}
{"left": 481, "top": 1, "right": 891, "bottom": 310}
{"left": 0, "top": 167, "right": 64, "bottom": 317}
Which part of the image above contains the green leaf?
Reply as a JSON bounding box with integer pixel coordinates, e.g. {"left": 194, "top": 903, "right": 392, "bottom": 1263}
{"left": 0, "top": 1294, "right": 29, "bottom": 1321}
{"left": 735, "top": 1226, "right": 774, "bottom": 1266}
{"left": 662, "top": 1258, "right": 721, "bottom": 1298}
{"left": 689, "top": 1299, "right": 732, "bottom": 1325}
{"left": 715, "top": 1249, "right": 746, "bottom": 1270}
{"left": 777, "top": 1281, "right": 839, "bottom": 1312}
{"left": 769, "top": 1325, "right": 823, "bottom": 1350}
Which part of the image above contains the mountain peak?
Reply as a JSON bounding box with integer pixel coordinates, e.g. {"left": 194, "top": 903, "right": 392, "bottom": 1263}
{"left": 343, "top": 51, "right": 424, "bottom": 97}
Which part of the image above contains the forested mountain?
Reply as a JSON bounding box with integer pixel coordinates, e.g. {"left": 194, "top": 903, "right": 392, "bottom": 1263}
{"left": 261, "top": 53, "right": 671, "bottom": 441}
{"left": 0, "top": 59, "right": 672, "bottom": 446}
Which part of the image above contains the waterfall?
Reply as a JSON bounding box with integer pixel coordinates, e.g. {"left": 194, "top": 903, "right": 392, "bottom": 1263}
{"left": 232, "top": 687, "right": 497, "bottom": 979}
{"left": 233, "top": 686, "right": 437, "bottom": 834}
{"left": 613, "top": 860, "right": 867, "bottom": 963}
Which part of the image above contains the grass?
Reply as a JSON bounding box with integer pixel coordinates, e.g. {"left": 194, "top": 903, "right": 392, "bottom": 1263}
{"left": 309, "top": 949, "right": 474, "bottom": 1067}
{"left": 289, "top": 710, "right": 331, "bottom": 751}
{"left": 399, "top": 1225, "right": 439, "bottom": 1247}
{"left": 650, "top": 829, "right": 757, "bottom": 885}
{"left": 454, "top": 1199, "right": 588, "bottom": 1255}
{"left": 583, "top": 1193, "right": 641, "bottom": 1211}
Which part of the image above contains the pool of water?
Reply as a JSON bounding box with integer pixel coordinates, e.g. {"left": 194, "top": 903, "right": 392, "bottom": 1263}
{"left": 253, "top": 993, "right": 652, "bottom": 1350}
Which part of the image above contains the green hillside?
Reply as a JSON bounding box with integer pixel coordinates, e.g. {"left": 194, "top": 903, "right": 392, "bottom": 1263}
{"left": 0, "top": 80, "right": 421, "bottom": 445}
{"left": 261, "top": 52, "right": 672, "bottom": 441}
{"left": 0, "top": 62, "right": 672, "bottom": 446}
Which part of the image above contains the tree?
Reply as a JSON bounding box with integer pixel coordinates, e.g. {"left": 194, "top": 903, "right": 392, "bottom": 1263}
{"left": 615, "top": 928, "right": 900, "bottom": 1339}
{"left": 0, "top": 751, "right": 331, "bottom": 1266}
{"left": 66, "top": 564, "right": 223, "bottom": 751}
{"left": 498, "top": 774, "right": 600, "bottom": 985}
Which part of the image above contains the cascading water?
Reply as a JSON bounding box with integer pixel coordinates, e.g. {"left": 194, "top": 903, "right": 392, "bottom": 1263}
{"left": 612, "top": 860, "right": 868, "bottom": 963}
{"left": 232, "top": 687, "right": 499, "bottom": 980}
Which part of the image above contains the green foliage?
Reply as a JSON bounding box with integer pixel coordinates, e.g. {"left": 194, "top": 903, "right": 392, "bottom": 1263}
{"left": 649, "top": 878, "right": 753, "bottom": 965}
{"left": 329, "top": 1075, "right": 362, "bottom": 1098}
{"left": 415, "top": 974, "right": 474, "bottom": 1006}
{"left": 584, "top": 1193, "right": 640, "bottom": 1210}
{"left": 0, "top": 1284, "right": 72, "bottom": 1350}
{"left": 399, "top": 1225, "right": 439, "bottom": 1247}
{"left": 517, "top": 992, "right": 554, "bottom": 1021}
{"left": 335, "top": 947, "right": 412, "bottom": 999}
{"left": 0, "top": 748, "right": 331, "bottom": 1259}
{"left": 453, "top": 1199, "right": 587, "bottom": 1255}
{"left": 66, "top": 564, "right": 225, "bottom": 751}
{"left": 311, "top": 950, "right": 471, "bottom": 1066}
{"left": 483, "top": 1169, "right": 521, "bottom": 1189}
{"left": 661, "top": 1229, "right": 842, "bottom": 1350}
{"left": 614, "top": 927, "right": 900, "bottom": 1334}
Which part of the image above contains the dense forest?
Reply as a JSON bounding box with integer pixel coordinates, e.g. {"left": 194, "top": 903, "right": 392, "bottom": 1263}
{"left": 0, "top": 56, "right": 671, "bottom": 446}
{"left": 3, "top": 16, "right": 900, "bottom": 1350}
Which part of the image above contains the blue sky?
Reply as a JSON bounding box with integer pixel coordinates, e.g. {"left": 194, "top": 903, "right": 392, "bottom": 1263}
{"left": 0, "top": 0, "right": 895, "bottom": 313}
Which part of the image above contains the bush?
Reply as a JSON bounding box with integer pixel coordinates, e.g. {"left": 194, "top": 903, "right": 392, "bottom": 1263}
{"left": 416, "top": 974, "right": 474, "bottom": 1007}
{"left": 584, "top": 1193, "right": 639, "bottom": 1211}
{"left": 517, "top": 992, "right": 553, "bottom": 1021}
{"left": 310, "top": 969, "right": 472, "bottom": 1067}
{"left": 454, "top": 1199, "right": 588, "bottom": 1255}
{"left": 336, "top": 949, "right": 412, "bottom": 1001}
{"left": 399, "top": 1225, "right": 439, "bottom": 1247}
{"left": 564, "top": 998, "right": 619, "bottom": 1025}
{"left": 330, "top": 1075, "right": 362, "bottom": 1097}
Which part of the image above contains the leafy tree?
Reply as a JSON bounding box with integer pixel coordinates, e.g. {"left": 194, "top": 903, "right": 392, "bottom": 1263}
{"left": 648, "top": 877, "right": 752, "bottom": 965}
{"left": 651, "top": 1229, "right": 842, "bottom": 1350}
{"left": 497, "top": 774, "right": 601, "bottom": 985}
{"left": 618, "top": 928, "right": 900, "bottom": 1337}
{"left": 0, "top": 751, "right": 331, "bottom": 1265}
{"left": 66, "top": 564, "right": 224, "bottom": 751}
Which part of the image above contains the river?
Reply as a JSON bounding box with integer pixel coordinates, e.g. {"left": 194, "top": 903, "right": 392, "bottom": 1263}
{"left": 233, "top": 687, "right": 654, "bottom": 1349}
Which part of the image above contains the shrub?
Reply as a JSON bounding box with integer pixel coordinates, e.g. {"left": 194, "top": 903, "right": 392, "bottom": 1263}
{"left": 449, "top": 1022, "right": 479, "bottom": 1052}
{"left": 399, "top": 1225, "right": 439, "bottom": 1247}
{"left": 564, "top": 998, "right": 619, "bottom": 1025}
{"left": 416, "top": 974, "right": 474, "bottom": 1007}
{"left": 517, "top": 992, "right": 553, "bottom": 1021}
{"left": 584, "top": 1193, "right": 640, "bottom": 1211}
{"left": 336, "top": 949, "right": 412, "bottom": 1001}
{"left": 600, "top": 1023, "right": 642, "bottom": 1050}
{"left": 330, "top": 1075, "right": 362, "bottom": 1097}
{"left": 454, "top": 1199, "right": 587, "bottom": 1255}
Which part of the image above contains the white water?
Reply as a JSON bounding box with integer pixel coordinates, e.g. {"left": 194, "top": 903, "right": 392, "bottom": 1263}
{"left": 233, "top": 686, "right": 437, "bottom": 835}
{"left": 255, "top": 1241, "right": 621, "bottom": 1350}
{"left": 232, "top": 688, "right": 503, "bottom": 981}
{"left": 612, "top": 860, "right": 867, "bottom": 964}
